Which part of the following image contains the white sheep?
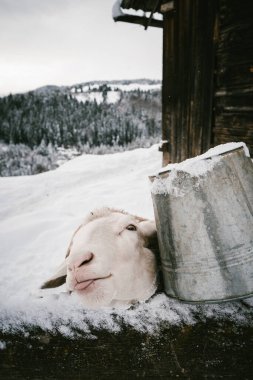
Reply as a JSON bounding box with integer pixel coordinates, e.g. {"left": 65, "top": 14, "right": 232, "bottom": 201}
{"left": 41, "top": 208, "right": 159, "bottom": 308}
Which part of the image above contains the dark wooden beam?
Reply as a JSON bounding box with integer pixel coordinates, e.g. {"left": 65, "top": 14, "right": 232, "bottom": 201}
{"left": 1, "top": 319, "right": 252, "bottom": 379}
{"left": 162, "top": 0, "right": 218, "bottom": 164}
{"left": 213, "top": 0, "right": 253, "bottom": 156}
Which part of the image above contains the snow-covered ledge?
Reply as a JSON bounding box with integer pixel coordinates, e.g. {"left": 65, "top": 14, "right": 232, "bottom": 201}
{"left": 112, "top": 0, "right": 163, "bottom": 29}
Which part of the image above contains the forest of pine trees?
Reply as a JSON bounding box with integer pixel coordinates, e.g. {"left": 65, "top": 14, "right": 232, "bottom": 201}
{"left": 0, "top": 84, "right": 162, "bottom": 176}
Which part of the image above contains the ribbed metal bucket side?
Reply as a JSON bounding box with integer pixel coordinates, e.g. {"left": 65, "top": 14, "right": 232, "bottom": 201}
{"left": 151, "top": 148, "right": 253, "bottom": 302}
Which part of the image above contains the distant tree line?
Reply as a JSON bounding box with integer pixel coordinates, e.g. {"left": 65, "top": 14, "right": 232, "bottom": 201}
{"left": 0, "top": 90, "right": 161, "bottom": 150}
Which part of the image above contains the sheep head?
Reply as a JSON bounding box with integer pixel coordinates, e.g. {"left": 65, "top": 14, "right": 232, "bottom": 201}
{"left": 41, "top": 208, "right": 159, "bottom": 308}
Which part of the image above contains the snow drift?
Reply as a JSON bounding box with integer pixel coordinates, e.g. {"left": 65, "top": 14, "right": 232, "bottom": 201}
{"left": 0, "top": 145, "right": 252, "bottom": 337}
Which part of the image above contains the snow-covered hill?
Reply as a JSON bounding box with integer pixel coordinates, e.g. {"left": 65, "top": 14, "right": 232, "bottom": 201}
{"left": 0, "top": 146, "right": 252, "bottom": 337}
{"left": 0, "top": 79, "right": 162, "bottom": 177}
{"left": 34, "top": 79, "right": 162, "bottom": 105}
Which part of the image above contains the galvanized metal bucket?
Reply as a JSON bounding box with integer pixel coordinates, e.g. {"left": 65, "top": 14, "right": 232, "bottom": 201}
{"left": 150, "top": 146, "right": 253, "bottom": 303}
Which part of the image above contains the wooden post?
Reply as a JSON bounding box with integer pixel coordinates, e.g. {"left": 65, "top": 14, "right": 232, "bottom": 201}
{"left": 162, "top": 0, "right": 218, "bottom": 165}
{"left": 213, "top": 0, "right": 253, "bottom": 155}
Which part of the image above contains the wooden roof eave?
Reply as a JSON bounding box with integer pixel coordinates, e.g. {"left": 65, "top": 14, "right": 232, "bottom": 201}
{"left": 114, "top": 13, "right": 163, "bottom": 28}
{"left": 112, "top": 0, "right": 163, "bottom": 29}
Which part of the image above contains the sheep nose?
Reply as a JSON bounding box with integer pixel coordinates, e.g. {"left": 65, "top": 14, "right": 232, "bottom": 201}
{"left": 68, "top": 252, "right": 94, "bottom": 271}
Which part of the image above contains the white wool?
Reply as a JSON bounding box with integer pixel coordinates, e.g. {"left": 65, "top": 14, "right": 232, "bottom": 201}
{"left": 44, "top": 209, "right": 158, "bottom": 308}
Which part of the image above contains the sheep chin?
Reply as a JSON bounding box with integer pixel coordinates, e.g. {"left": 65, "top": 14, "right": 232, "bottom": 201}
{"left": 75, "top": 279, "right": 94, "bottom": 291}
{"left": 74, "top": 280, "right": 116, "bottom": 309}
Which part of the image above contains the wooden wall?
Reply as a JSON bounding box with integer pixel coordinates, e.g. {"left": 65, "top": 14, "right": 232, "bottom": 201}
{"left": 161, "top": 0, "right": 217, "bottom": 165}
{"left": 213, "top": 0, "right": 253, "bottom": 155}
{"left": 161, "top": 0, "right": 253, "bottom": 165}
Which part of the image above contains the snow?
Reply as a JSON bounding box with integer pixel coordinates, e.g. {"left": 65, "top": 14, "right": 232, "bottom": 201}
{"left": 0, "top": 145, "right": 252, "bottom": 337}
{"left": 151, "top": 142, "right": 250, "bottom": 196}
{"left": 73, "top": 83, "right": 161, "bottom": 105}
{"left": 121, "top": 9, "right": 163, "bottom": 22}
{"left": 74, "top": 92, "right": 103, "bottom": 104}
{"left": 72, "top": 82, "right": 161, "bottom": 104}
{"left": 74, "top": 90, "right": 121, "bottom": 105}
{"left": 112, "top": 0, "right": 163, "bottom": 21}
{"left": 159, "top": 142, "right": 250, "bottom": 174}
{"left": 55, "top": 146, "right": 80, "bottom": 166}
{"left": 109, "top": 83, "right": 161, "bottom": 92}
{"left": 106, "top": 90, "right": 121, "bottom": 104}
{"left": 0, "top": 341, "right": 6, "bottom": 350}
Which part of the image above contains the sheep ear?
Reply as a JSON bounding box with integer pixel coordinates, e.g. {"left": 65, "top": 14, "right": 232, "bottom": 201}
{"left": 139, "top": 220, "right": 161, "bottom": 265}
{"left": 139, "top": 220, "right": 157, "bottom": 238}
{"left": 40, "top": 260, "right": 67, "bottom": 289}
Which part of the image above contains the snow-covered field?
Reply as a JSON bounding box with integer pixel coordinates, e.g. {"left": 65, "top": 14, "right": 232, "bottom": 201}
{"left": 72, "top": 82, "right": 161, "bottom": 104}
{"left": 71, "top": 82, "right": 161, "bottom": 94}
{"left": 74, "top": 90, "right": 121, "bottom": 105}
{"left": 0, "top": 145, "right": 252, "bottom": 337}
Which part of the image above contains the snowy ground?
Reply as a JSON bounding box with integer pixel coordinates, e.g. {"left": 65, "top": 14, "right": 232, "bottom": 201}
{"left": 71, "top": 82, "right": 161, "bottom": 94}
{"left": 0, "top": 145, "right": 252, "bottom": 338}
{"left": 74, "top": 90, "right": 121, "bottom": 105}
{"left": 71, "top": 81, "right": 161, "bottom": 104}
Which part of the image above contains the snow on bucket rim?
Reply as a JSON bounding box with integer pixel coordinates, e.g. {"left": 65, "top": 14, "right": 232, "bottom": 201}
{"left": 153, "top": 142, "right": 250, "bottom": 177}
{"left": 150, "top": 142, "right": 250, "bottom": 196}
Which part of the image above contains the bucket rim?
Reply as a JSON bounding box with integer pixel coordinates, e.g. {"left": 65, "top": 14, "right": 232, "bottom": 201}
{"left": 165, "top": 291, "right": 253, "bottom": 304}
{"left": 149, "top": 146, "right": 246, "bottom": 182}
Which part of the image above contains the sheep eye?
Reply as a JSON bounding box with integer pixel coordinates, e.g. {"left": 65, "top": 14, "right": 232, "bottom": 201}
{"left": 126, "top": 224, "right": 137, "bottom": 231}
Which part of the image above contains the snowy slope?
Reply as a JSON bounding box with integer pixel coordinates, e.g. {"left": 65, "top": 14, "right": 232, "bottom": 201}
{"left": 74, "top": 91, "right": 121, "bottom": 104}
{"left": 0, "top": 145, "right": 252, "bottom": 337}
{"left": 70, "top": 81, "right": 161, "bottom": 94}
{"left": 72, "top": 81, "right": 161, "bottom": 104}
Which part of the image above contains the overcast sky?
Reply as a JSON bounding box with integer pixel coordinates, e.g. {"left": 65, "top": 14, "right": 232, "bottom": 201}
{"left": 0, "top": 0, "right": 162, "bottom": 94}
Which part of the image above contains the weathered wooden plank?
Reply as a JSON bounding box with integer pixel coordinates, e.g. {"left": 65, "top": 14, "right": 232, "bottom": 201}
{"left": 216, "top": 122, "right": 253, "bottom": 131}
{"left": 214, "top": 136, "right": 253, "bottom": 155}
{"left": 215, "top": 93, "right": 253, "bottom": 109}
{"left": 162, "top": 0, "right": 217, "bottom": 164}
{"left": 162, "top": 11, "right": 175, "bottom": 165}
{"left": 161, "top": 0, "right": 253, "bottom": 163}
{"left": 213, "top": 130, "right": 253, "bottom": 139}
{"left": 216, "top": 64, "right": 253, "bottom": 91}
{"left": 0, "top": 319, "right": 252, "bottom": 379}
{"left": 213, "top": 0, "right": 253, "bottom": 153}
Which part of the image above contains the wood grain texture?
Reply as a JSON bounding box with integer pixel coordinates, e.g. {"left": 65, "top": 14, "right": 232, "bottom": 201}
{"left": 161, "top": 0, "right": 253, "bottom": 164}
{"left": 213, "top": 0, "right": 253, "bottom": 155}
{"left": 0, "top": 319, "right": 252, "bottom": 379}
{"left": 162, "top": 0, "right": 217, "bottom": 164}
